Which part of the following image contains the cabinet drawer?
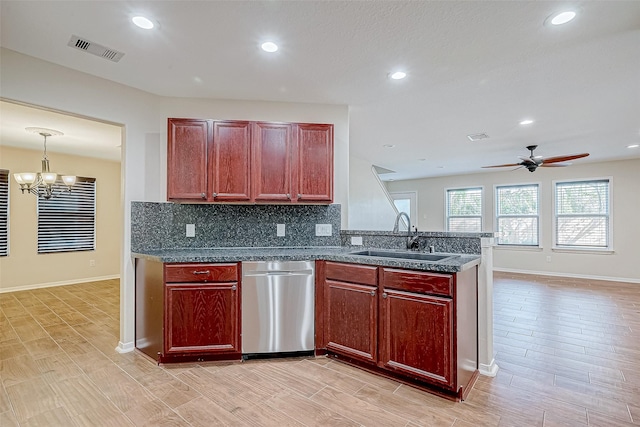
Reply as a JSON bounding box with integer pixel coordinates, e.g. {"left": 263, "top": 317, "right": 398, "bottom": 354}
{"left": 325, "top": 261, "right": 377, "bottom": 286}
{"left": 380, "top": 268, "right": 453, "bottom": 297}
{"left": 165, "top": 263, "right": 238, "bottom": 283}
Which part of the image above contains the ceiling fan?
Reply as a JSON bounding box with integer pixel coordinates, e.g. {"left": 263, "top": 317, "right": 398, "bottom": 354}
{"left": 482, "top": 145, "right": 590, "bottom": 172}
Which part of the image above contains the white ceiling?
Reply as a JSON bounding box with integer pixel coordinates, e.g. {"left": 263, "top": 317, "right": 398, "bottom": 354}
{"left": 1, "top": 1, "right": 639, "bottom": 179}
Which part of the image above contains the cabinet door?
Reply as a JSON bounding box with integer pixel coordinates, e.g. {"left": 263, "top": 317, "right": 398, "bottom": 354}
{"left": 324, "top": 279, "right": 377, "bottom": 364}
{"left": 295, "top": 123, "right": 333, "bottom": 202}
{"left": 165, "top": 282, "right": 240, "bottom": 355}
{"left": 167, "top": 119, "right": 211, "bottom": 201}
{"left": 252, "top": 122, "right": 293, "bottom": 202}
{"left": 211, "top": 121, "right": 252, "bottom": 201}
{"left": 379, "top": 289, "right": 455, "bottom": 390}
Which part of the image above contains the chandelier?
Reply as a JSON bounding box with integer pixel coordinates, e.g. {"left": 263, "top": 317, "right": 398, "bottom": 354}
{"left": 13, "top": 127, "right": 77, "bottom": 200}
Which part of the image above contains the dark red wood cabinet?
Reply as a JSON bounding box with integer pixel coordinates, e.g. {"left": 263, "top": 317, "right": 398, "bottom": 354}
{"left": 316, "top": 261, "right": 478, "bottom": 400}
{"left": 135, "top": 259, "right": 241, "bottom": 363}
{"left": 167, "top": 118, "right": 334, "bottom": 204}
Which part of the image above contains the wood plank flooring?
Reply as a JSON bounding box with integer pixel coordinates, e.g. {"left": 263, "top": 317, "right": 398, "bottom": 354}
{"left": 0, "top": 272, "right": 638, "bottom": 426}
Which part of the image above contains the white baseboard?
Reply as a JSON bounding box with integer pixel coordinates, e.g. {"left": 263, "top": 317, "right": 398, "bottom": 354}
{"left": 493, "top": 268, "right": 640, "bottom": 284}
{"left": 479, "top": 359, "right": 499, "bottom": 377}
{"left": 115, "top": 341, "right": 135, "bottom": 353}
{"left": 0, "top": 275, "right": 120, "bottom": 294}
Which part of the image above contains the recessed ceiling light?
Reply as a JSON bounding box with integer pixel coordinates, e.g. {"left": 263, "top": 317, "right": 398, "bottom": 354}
{"left": 418, "top": 158, "right": 427, "bottom": 161}
{"left": 549, "top": 11, "right": 576, "bottom": 25}
{"left": 132, "top": 16, "right": 154, "bottom": 30}
{"left": 519, "top": 119, "right": 534, "bottom": 125}
{"left": 383, "top": 144, "right": 396, "bottom": 148}
{"left": 437, "top": 166, "right": 445, "bottom": 169}
{"left": 261, "top": 41, "right": 278, "bottom": 53}
{"left": 627, "top": 144, "right": 639, "bottom": 149}
{"left": 390, "top": 71, "right": 406, "bottom": 80}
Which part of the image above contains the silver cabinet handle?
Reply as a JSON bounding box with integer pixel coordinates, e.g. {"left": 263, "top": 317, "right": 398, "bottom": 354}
{"left": 297, "top": 193, "right": 302, "bottom": 199}
{"left": 212, "top": 192, "right": 218, "bottom": 197}
{"left": 370, "top": 290, "right": 375, "bottom": 296}
{"left": 192, "top": 270, "right": 210, "bottom": 275}
{"left": 382, "top": 293, "right": 388, "bottom": 299}
{"left": 200, "top": 192, "right": 206, "bottom": 199}
{"left": 231, "top": 285, "right": 237, "bottom": 291}
{"left": 286, "top": 193, "right": 291, "bottom": 200}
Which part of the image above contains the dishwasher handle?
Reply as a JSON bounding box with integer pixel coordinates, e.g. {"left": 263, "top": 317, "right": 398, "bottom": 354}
{"left": 243, "top": 269, "right": 313, "bottom": 277}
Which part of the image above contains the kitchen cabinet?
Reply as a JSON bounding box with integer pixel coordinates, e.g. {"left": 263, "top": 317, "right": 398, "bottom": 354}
{"left": 167, "top": 118, "right": 334, "bottom": 204}
{"left": 211, "top": 121, "right": 252, "bottom": 201}
{"left": 135, "top": 259, "right": 241, "bottom": 363}
{"left": 252, "top": 122, "right": 293, "bottom": 202}
{"left": 317, "top": 261, "right": 478, "bottom": 400}
{"left": 167, "top": 118, "right": 211, "bottom": 201}
{"left": 295, "top": 123, "right": 334, "bottom": 202}
{"left": 323, "top": 262, "right": 378, "bottom": 363}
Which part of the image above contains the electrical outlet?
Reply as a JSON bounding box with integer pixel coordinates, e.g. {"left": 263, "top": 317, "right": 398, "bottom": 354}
{"left": 546, "top": 255, "right": 551, "bottom": 263}
{"left": 186, "top": 224, "right": 195, "bottom": 238}
{"left": 316, "top": 224, "right": 332, "bottom": 236}
{"left": 351, "top": 236, "right": 363, "bottom": 245}
{"left": 277, "top": 224, "right": 286, "bottom": 237}
{"left": 89, "top": 259, "right": 96, "bottom": 267}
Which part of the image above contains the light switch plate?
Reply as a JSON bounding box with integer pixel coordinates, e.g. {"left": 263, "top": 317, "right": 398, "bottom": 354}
{"left": 351, "top": 236, "right": 363, "bottom": 245}
{"left": 277, "top": 224, "right": 286, "bottom": 237}
{"left": 315, "top": 224, "right": 332, "bottom": 236}
{"left": 186, "top": 224, "right": 195, "bottom": 238}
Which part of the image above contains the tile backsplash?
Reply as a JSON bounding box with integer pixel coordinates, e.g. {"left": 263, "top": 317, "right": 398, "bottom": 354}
{"left": 131, "top": 202, "right": 341, "bottom": 251}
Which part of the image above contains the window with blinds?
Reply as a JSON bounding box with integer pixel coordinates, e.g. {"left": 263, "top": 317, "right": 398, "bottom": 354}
{"left": 446, "top": 187, "right": 483, "bottom": 232}
{"left": 37, "top": 177, "right": 96, "bottom": 254}
{"left": 496, "top": 184, "right": 539, "bottom": 246}
{"left": 0, "top": 170, "right": 8, "bottom": 257}
{"left": 554, "top": 179, "right": 610, "bottom": 248}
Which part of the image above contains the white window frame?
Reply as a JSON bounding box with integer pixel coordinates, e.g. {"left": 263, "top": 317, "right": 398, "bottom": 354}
{"left": 494, "top": 183, "right": 540, "bottom": 247}
{"left": 0, "top": 169, "right": 8, "bottom": 257}
{"left": 389, "top": 191, "right": 418, "bottom": 230}
{"left": 445, "top": 186, "right": 483, "bottom": 232}
{"left": 553, "top": 177, "right": 613, "bottom": 252}
{"left": 37, "top": 177, "right": 96, "bottom": 254}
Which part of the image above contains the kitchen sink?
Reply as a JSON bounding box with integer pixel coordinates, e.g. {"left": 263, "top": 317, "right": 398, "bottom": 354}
{"left": 349, "top": 250, "right": 455, "bottom": 262}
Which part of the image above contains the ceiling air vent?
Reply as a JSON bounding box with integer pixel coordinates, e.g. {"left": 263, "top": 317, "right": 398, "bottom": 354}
{"left": 67, "top": 35, "right": 125, "bottom": 62}
{"left": 467, "top": 133, "right": 490, "bottom": 142}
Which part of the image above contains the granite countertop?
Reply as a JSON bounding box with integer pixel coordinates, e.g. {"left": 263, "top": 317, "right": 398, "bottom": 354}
{"left": 132, "top": 246, "right": 480, "bottom": 273}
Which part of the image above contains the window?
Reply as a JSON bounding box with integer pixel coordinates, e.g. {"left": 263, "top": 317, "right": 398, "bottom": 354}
{"left": 554, "top": 179, "right": 610, "bottom": 249}
{"left": 446, "top": 187, "right": 482, "bottom": 232}
{"left": 37, "top": 177, "right": 96, "bottom": 254}
{"left": 0, "top": 169, "right": 8, "bottom": 257}
{"left": 496, "top": 184, "right": 539, "bottom": 246}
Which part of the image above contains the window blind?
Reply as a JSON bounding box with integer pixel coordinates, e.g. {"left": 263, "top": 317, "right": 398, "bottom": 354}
{"left": 555, "top": 179, "right": 610, "bottom": 248}
{"left": 446, "top": 187, "right": 482, "bottom": 232}
{"left": 496, "top": 184, "right": 539, "bottom": 246}
{"left": 0, "top": 170, "right": 8, "bottom": 257}
{"left": 37, "top": 177, "right": 96, "bottom": 254}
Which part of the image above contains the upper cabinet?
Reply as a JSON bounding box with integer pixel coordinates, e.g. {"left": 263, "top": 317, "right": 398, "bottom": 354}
{"left": 167, "top": 118, "right": 334, "bottom": 204}
{"left": 167, "top": 119, "right": 211, "bottom": 201}
{"left": 296, "top": 124, "right": 334, "bottom": 202}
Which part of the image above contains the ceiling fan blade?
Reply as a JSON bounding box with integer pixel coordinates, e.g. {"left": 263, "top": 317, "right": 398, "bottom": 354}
{"left": 517, "top": 156, "right": 536, "bottom": 164}
{"left": 482, "top": 163, "right": 522, "bottom": 168}
{"left": 540, "top": 163, "right": 570, "bottom": 167}
{"left": 542, "top": 153, "right": 590, "bottom": 164}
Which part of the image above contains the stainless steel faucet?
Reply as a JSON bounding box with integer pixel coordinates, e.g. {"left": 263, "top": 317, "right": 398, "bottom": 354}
{"left": 393, "top": 212, "right": 420, "bottom": 250}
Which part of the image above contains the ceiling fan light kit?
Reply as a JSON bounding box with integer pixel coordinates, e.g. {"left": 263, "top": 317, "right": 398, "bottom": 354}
{"left": 482, "top": 145, "right": 589, "bottom": 172}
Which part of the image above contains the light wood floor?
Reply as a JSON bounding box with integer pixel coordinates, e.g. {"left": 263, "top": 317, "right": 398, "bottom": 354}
{"left": 0, "top": 273, "right": 638, "bottom": 426}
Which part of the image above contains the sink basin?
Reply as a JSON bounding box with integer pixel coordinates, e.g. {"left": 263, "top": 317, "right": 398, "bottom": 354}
{"left": 349, "top": 250, "right": 454, "bottom": 262}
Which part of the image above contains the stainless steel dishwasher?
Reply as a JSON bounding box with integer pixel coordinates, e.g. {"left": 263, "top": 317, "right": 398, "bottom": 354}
{"left": 241, "top": 260, "right": 315, "bottom": 357}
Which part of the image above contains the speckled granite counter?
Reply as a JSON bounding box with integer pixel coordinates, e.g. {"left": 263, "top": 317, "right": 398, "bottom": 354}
{"left": 131, "top": 246, "right": 480, "bottom": 273}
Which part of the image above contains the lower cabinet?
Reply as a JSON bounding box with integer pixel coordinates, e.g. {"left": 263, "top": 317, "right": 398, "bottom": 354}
{"left": 317, "top": 261, "right": 478, "bottom": 400}
{"left": 135, "top": 259, "right": 241, "bottom": 363}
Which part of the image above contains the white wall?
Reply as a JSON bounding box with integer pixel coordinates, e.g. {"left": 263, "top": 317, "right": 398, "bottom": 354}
{"left": 0, "top": 48, "right": 350, "bottom": 352}
{"left": 387, "top": 158, "right": 640, "bottom": 283}
{"left": 348, "top": 155, "right": 398, "bottom": 230}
